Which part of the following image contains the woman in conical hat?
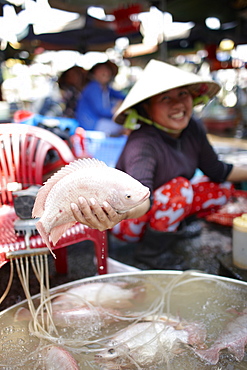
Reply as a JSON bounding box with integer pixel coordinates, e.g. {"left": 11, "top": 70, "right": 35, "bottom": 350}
{"left": 71, "top": 59, "right": 247, "bottom": 270}
{"left": 113, "top": 59, "right": 220, "bottom": 126}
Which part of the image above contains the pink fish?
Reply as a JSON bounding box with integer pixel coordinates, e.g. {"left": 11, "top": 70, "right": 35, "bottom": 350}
{"left": 14, "top": 305, "right": 120, "bottom": 329}
{"left": 145, "top": 314, "right": 207, "bottom": 348}
{"left": 40, "top": 345, "right": 79, "bottom": 370}
{"left": 52, "top": 282, "right": 145, "bottom": 310}
{"left": 195, "top": 308, "right": 247, "bottom": 364}
{"left": 95, "top": 315, "right": 206, "bottom": 368}
{"left": 32, "top": 158, "right": 150, "bottom": 254}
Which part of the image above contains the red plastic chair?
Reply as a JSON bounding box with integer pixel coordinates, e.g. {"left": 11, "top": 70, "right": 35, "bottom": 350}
{"left": 0, "top": 123, "right": 108, "bottom": 275}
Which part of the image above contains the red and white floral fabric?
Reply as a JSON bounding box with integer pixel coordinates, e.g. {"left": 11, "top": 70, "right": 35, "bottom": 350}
{"left": 111, "top": 176, "right": 234, "bottom": 242}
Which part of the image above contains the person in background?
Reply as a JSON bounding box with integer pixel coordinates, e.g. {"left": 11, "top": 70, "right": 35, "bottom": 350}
{"left": 58, "top": 66, "right": 87, "bottom": 119}
{"left": 0, "top": 82, "right": 3, "bottom": 101}
{"left": 75, "top": 61, "right": 126, "bottom": 136}
{"left": 70, "top": 59, "right": 247, "bottom": 269}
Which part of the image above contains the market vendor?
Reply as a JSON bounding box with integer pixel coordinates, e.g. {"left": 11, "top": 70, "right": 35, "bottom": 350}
{"left": 71, "top": 59, "right": 247, "bottom": 269}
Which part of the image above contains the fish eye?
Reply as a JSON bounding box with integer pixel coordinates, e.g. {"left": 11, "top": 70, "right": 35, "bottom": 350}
{"left": 108, "top": 348, "right": 115, "bottom": 355}
{"left": 125, "top": 194, "right": 131, "bottom": 199}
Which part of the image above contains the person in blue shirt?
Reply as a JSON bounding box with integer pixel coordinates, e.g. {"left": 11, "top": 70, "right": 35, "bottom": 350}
{"left": 75, "top": 61, "right": 126, "bottom": 136}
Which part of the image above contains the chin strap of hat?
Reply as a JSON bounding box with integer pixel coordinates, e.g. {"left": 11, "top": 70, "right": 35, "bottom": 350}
{"left": 193, "top": 94, "right": 210, "bottom": 106}
{"left": 123, "top": 109, "right": 183, "bottom": 134}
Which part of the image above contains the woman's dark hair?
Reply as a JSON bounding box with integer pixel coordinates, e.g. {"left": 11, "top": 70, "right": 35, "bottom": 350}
{"left": 88, "top": 61, "right": 118, "bottom": 79}
{"left": 134, "top": 98, "right": 151, "bottom": 119}
{"left": 58, "top": 66, "right": 86, "bottom": 90}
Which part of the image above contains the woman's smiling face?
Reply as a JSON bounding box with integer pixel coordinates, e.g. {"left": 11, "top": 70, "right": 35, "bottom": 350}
{"left": 146, "top": 87, "right": 193, "bottom": 137}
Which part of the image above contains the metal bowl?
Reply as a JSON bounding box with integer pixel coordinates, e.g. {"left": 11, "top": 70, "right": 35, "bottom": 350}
{"left": 0, "top": 270, "right": 247, "bottom": 369}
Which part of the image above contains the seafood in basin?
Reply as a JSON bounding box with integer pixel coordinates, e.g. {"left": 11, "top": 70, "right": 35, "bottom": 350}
{"left": 195, "top": 308, "right": 247, "bottom": 365}
{"left": 51, "top": 281, "right": 145, "bottom": 310}
{"left": 1, "top": 271, "right": 247, "bottom": 369}
{"left": 40, "top": 345, "right": 79, "bottom": 370}
{"left": 95, "top": 315, "right": 207, "bottom": 368}
{"left": 14, "top": 305, "right": 120, "bottom": 330}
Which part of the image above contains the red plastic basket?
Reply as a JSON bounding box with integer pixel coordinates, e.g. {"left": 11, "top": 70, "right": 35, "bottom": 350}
{"left": 205, "top": 190, "right": 247, "bottom": 226}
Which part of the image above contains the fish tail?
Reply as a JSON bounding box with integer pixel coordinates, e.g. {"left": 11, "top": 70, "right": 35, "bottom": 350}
{"left": 50, "top": 222, "right": 76, "bottom": 247}
{"left": 194, "top": 347, "right": 220, "bottom": 365}
{"left": 36, "top": 220, "right": 56, "bottom": 258}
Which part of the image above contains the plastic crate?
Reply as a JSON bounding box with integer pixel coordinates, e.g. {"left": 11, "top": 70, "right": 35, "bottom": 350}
{"left": 14, "top": 111, "right": 79, "bottom": 136}
{"left": 84, "top": 131, "right": 127, "bottom": 167}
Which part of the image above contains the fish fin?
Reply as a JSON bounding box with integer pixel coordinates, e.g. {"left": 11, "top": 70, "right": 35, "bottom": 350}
{"left": 32, "top": 158, "right": 107, "bottom": 218}
{"left": 226, "top": 307, "right": 241, "bottom": 315}
{"left": 71, "top": 157, "right": 107, "bottom": 169}
{"left": 32, "top": 185, "right": 48, "bottom": 218}
{"left": 32, "top": 201, "right": 44, "bottom": 218}
{"left": 36, "top": 220, "right": 56, "bottom": 258}
{"left": 132, "top": 285, "right": 146, "bottom": 302}
{"left": 14, "top": 307, "right": 32, "bottom": 322}
{"left": 43, "top": 345, "right": 79, "bottom": 370}
{"left": 194, "top": 347, "right": 220, "bottom": 365}
{"left": 228, "top": 342, "right": 246, "bottom": 362}
{"left": 50, "top": 221, "right": 76, "bottom": 246}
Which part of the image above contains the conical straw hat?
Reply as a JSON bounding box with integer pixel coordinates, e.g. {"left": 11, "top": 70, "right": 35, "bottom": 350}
{"left": 114, "top": 59, "right": 221, "bottom": 124}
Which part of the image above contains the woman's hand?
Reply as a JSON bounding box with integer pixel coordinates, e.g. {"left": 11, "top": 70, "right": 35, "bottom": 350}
{"left": 70, "top": 197, "right": 127, "bottom": 231}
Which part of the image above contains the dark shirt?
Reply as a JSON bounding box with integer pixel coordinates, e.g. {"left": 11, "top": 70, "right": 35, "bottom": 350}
{"left": 62, "top": 86, "right": 81, "bottom": 118}
{"left": 116, "top": 116, "right": 233, "bottom": 194}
